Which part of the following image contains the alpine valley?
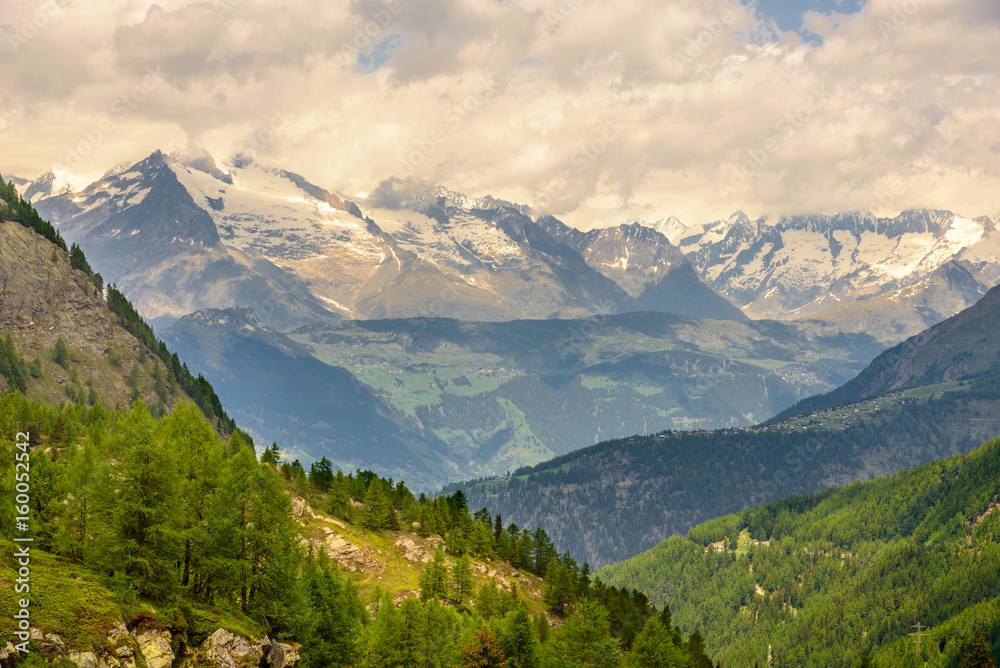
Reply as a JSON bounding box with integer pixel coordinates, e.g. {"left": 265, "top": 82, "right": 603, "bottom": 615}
{"left": 14, "top": 150, "right": 1000, "bottom": 487}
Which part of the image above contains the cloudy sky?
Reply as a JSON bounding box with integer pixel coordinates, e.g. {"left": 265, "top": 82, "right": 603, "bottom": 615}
{"left": 1, "top": 0, "right": 998, "bottom": 229}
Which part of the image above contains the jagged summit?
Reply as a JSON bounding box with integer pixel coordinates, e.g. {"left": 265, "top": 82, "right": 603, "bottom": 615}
{"left": 676, "top": 207, "right": 1000, "bottom": 321}
{"left": 20, "top": 149, "right": 999, "bottom": 332}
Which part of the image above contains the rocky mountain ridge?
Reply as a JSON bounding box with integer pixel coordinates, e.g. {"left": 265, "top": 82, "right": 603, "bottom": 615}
{"left": 22, "top": 151, "right": 743, "bottom": 326}
{"left": 670, "top": 208, "right": 999, "bottom": 324}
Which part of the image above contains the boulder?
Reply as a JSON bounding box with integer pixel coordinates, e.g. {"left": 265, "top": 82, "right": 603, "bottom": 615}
{"left": 264, "top": 642, "right": 299, "bottom": 668}
{"left": 1, "top": 642, "right": 22, "bottom": 668}
{"left": 290, "top": 497, "right": 316, "bottom": 519}
{"left": 203, "top": 629, "right": 261, "bottom": 668}
{"left": 106, "top": 622, "right": 129, "bottom": 643}
{"left": 393, "top": 537, "right": 433, "bottom": 564}
{"left": 318, "top": 528, "right": 363, "bottom": 559}
{"left": 68, "top": 651, "right": 98, "bottom": 668}
{"left": 36, "top": 632, "right": 66, "bottom": 657}
{"left": 136, "top": 631, "right": 174, "bottom": 668}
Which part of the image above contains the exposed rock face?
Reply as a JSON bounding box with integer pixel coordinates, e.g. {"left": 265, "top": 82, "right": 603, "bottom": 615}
{"left": 204, "top": 629, "right": 262, "bottom": 668}
{"left": 6, "top": 625, "right": 293, "bottom": 668}
{"left": 136, "top": 631, "right": 174, "bottom": 668}
{"left": 30, "top": 629, "right": 66, "bottom": 656}
{"left": 264, "top": 642, "right": 300, "bottom": 668}
{"left": 1, "top": 642, "right": 21, "bottom": 668}
{"left": 302, "top": 526, "right": 376, "bottom": 572}
{"left": 394, "top": 536, "right": 434, "bottom": 564}
{"left": 67, "top": 652, "right": 99, "bottom": 668}
{"left": 291, "top": 496, "right": 317, "bottom": 519}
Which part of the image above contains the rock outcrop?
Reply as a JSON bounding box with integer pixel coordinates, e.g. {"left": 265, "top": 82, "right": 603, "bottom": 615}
{"left": 203, "top": 629, "right": 262, "bottom": 668}
{"left": 264, "top": 641, "right": 300, "bottom": 668}
{"left": 5, "top": 625, "right": 297, "bottom": 668}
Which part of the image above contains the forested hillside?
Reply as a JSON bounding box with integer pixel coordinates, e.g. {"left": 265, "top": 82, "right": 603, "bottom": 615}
{"left": 599, "top": 437, "right": 1000, "bottom": 668}
{"left": 0, "top": 392, "right": 724, "bottom": 667}
{"left": 774, "top": 282, "right": 1000, "bottom": 421}
{"left": 454, "top": 367, "right": 1000, "bottom": 567}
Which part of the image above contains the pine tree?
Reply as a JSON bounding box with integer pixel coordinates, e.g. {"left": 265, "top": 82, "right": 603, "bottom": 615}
{"left": 245, "top": 460, "right": 304, "bottom": 624}
{"left": 419, "top": 547, "right": 449, "bottom": 601}
{"left": 962, "top": 637, "right": 996, "bottom": 668}
{"left": 53, "top": 337, "right": 69, "bottom": 369}
{"left": 417, "top": 502, "right": 435, "bottom": 536}
{"left": 28, "top": 450, "right": 64, "bottom": 550}
{"left": 309, "top": 456, "right": 334, "bottom": 490}
{"left": 628, "top": 618, "right": 687, "bottom": 668}
{"left": 684, "top": 629, "right": 713, "bottom": 668}
{"left": 0, "top": 335, "right": 28, "bottom": 393}
{"left": 494, "top": 512, "right": 503, "bottom": 541}
{"left": 533, "top": 528, "right": 557, "bottom": 576}
{"left": 534, "top": 613, "right": 550, "bottom": 645}
{"left": 386, "top": 502, "right": 402, "bottom": 531}
{"left": 460, "top": 625, "right": 507, "bottom": 668}
{"left": 452, "top": 554, "right": 475, "bottom": 604}
{"left": 298, "top": 558, "right": 365, "bottom": 668}
{"left": 476, "top": 581, "right": 500, "bottom": 619}
{"left": 544, "top": 558, "right": 576, "bottom": 617}
{"left": 539, "top": 599, "right": 621, "bottom": 667}
{"left": 53, "top": 441, "right": 99, "bottom": 562}
{"left": 208, "top": 445, "right": 258, "bottom": 611}
{"left": 261, "top": 442, "right": 281, "bottom": 465}
{"left": 499, "top": 605, "right": 539, "bottom": 668}
{"left": 363, "top": 480, "right": 392, "bottom": 531}
{"left": 329, "top": 470, "right": 353, "bottom": 520}
{"left": 159, "top": 401, "right": 223, "bottom": 593}
{"left": 93, "top": 401, "right": 180, "bottom": 599}
{"left": 29, "top": 356, "right": 42, "bottom": 379}
{"left": 363, "top": 589, "right": 411, "bottom": 668}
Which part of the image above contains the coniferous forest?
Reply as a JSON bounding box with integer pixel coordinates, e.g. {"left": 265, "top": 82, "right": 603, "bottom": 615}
{"left": 0, "top": 391, "right": 719, "bottom": 668}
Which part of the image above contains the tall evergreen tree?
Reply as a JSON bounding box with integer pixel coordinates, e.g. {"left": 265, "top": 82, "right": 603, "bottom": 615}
{"left": 499, "top": 605, "right": 539, "bottom": 668}
{"left": 962, "top": 637, "right": 997, "bottom": 668}
{"left": 53, "top": 337, "right": 69, "bottom": 369}
{"left": 363, "top": 480, "right": 393, "bottom": 531}
{"left": 159, "top": 401, "right": 222, "bottom": 592}
{"left": 94, "top": 401, "right": 180, "bottom": 599}
{"left": 539, "top": 599, "right": 622, "bottom": 668}
{"left": 460, "top": 625, "right": 507, "bottom": 668}
{"left": 297, "top": 556, "right": 366, "bottom": 668}
{"left": 53, "top": 440, "right": 99, "bottom": 562}
{"left": 419, "top": 547, "right": 450, "bottom": 602}
{"left": 452, "top": 554, "right": 475, "bottom": 604}
{"left": 628, "top": 618, "right": 688, "bottom": 668}
{"left": 363, "top": 589, "right": 412, "bottom": 668}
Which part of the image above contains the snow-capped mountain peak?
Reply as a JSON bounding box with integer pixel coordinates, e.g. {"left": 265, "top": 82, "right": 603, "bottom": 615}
{"left": 675, "top": 208, "right": 1000, "bottom": 319}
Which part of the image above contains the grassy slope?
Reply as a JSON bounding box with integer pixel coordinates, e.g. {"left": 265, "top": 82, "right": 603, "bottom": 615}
{"left": 0, "top": 486, "right": 550, "bottom": 650}
{"left": 296, "top": 494, "right": 549, "bottom": 615}
{"left": 0, "top": 538, "right": 264, "bottom": 651}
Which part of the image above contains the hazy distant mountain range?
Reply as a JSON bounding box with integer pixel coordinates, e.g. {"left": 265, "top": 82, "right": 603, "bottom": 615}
{"left": 24, "top": 150, "right": 742, "bottom": 329}
{"left": 12, "top": 149, "right": 1000, "bottom": 483}
{"left": 21, "top": 150, "right": 998, "bottom": 338}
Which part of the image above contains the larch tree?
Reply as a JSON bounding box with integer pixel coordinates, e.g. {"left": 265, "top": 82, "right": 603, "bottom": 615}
{"left": 94, "top": 401, "right": 181, "bottom": 600}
